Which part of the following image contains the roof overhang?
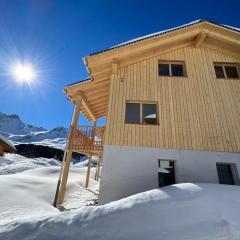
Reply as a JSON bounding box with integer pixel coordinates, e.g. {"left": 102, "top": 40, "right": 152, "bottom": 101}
{"left": 65, "top": 20, "right": 240, "bottom": 122}
{"left": 0, "top": 135, "right": 17, "bottom": 154}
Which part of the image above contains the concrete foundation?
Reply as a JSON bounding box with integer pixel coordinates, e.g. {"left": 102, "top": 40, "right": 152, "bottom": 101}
{"left": 99, "top": 145, "right": 240, "bottom": 204}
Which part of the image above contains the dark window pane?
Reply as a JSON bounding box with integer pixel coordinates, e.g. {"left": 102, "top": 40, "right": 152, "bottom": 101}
{"left": 225, "top": 66, "right": 239, "bottom": 79}
{"left": 143, "top": 104, "right": 157, "bottom": 124}
{"left": 159, "top": 64, "right": 170, "bottom": 76}
{"left": 214, "top": 66, "right": 225, "bottom": 78}
{"left": 171, "top": 64, "right": 184, "bottom": 76}
{"left": 216, "top": 163, "right": 234, "bottom": 185}
{"left": 125, "top": 103, "right": 140, "bottom": 124}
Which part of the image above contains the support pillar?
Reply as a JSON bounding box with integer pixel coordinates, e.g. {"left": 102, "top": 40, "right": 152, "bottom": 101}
{"left": 95, "top": 157, "right": 101, "bottom": 181}
{"left": 53, "top": 96, "right": 82, "bottom": 207}
{"left": 85, "top": 154, "right": 92, "bottom": 188}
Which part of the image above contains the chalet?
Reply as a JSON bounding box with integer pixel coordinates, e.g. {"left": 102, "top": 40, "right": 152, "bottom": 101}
{"left": 54, "top": 19, "right": 240, "bottom": 206}
{"left": 0, "top": 134, "right": 17, "bottom": 156}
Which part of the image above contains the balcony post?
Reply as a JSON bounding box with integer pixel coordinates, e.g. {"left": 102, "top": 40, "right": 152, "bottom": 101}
{"left": 53, "top": 96, "right": 82, "bottom": 207}
{"left": 95, "top": 156, "right": 101, "bottom": 181}
{"left": 85, "top": 121, "right": 97, "bottom": 188}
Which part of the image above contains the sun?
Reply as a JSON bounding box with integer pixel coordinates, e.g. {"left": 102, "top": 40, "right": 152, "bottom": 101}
{"left": 13, "top": 63, "right": 36, "bottom": 83}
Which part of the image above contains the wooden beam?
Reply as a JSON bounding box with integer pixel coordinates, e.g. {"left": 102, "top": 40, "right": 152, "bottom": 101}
{"left": 112, "top": 59, "right": 119, "bottom": 74}
{"left": 78, "top": 91, "right": 97, "bottom": 121}
{"left": 85, "top": 154, "right": 92, "bottom": 188}
{"left": 87, "top": 92, "right": 108, "bottom": 101}
{"left": 87, "top": 29, "right": 200, "bottom": 66}
{"left": 54, "top": 98, "right": 82, "bottom": 206}
{"left": 207, "top": 31, "right": 240, "bottom": 48}
{"left": 194, "top": 31, "right": 207, "bottom": 48}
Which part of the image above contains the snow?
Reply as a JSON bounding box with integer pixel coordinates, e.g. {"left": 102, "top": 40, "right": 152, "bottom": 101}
{"left": 111, "top": 20, "right": 201, "bottom": 48}
{"left": 0, "top": 112, "right": 67, "bottom": 150}
{"left": 0, "top": 155, "right": 240, "bottom": 240}
{"left": 0, "top": 154, "right": 60, "bottom": 174}
{"left": 222, "top": 24, "right": 240, "bottom": 31}
{"left": 0, "top": 154, "right": 99, "bottom": 226}
{"left": 1, "top": 181, "right": 240, "bottom": 240}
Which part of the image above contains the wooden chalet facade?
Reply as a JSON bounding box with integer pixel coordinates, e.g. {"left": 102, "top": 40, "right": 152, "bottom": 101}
{"left": 54, "top": 20, "right": 240, "bottom": 206}
{"left": 0, "top": 134, "right": 16, "bottom": 156}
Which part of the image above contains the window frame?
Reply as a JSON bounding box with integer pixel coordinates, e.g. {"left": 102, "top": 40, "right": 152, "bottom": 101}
{"left": 125, "top": 101, "right": 158, "bottom": 125}
{"left": 158, "top": 60, "right": 187, "bottom": 77}
{"left": 213, "top": 62, "right": 240, "bottom": 80}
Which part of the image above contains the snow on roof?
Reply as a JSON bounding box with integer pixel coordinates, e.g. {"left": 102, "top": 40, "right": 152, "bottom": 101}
{"left": 111, "top": 19, "right": 202, "bottom": 48}
{"left": 88, "top": 19, "right": 240, "bottom": 56}
{"left": 0, "top": 133, "right": 16, "bottom": 152}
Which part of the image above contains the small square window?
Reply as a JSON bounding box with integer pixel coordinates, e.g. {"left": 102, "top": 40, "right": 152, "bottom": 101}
{"left": 214, "top": 66, "right": 225, "bottom": 79}
{"left": 143, "top": 104, "right": 157, "bottom": 125}
{"left": 125, "top": 102, "right": 158, "bottom": 125}
{"left": 214, "top": 63, "right": 240, "bottom": 80}
{"left": 225, "top": 66, "right": 239, "bottom": 79}
{"left": 171, "top": 64, "right": 184, "bottom": 76}
{"left": 125, "top": 103, "right": 140, "bottom": 124}
{"left": 159, "top": 64, "right": 170, "bottom": 76}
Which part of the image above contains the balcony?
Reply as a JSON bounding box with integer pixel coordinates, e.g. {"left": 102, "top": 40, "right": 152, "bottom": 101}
{"left": 71, "top": 125, "right": 105, "bottom": 156}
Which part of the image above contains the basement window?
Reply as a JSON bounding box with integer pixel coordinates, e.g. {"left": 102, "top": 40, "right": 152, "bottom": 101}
{"left": 158, "top": 61, "right": 186, "bottom": 77}
{"left": 125, "top": 102, "right": 158, "bottom": 125}
{"left": 214, "top": 63, "right": 240, "bottom": 79}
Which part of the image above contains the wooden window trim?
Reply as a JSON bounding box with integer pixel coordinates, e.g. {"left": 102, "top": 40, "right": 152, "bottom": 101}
{"left": 214, "top": 62, "right": 240, "bottom": 80}
{"left": 125, "top": 101, "right": 159, "bottom": 125}
{"left": 158, "top": 60, "right": 187, "bottom": 78}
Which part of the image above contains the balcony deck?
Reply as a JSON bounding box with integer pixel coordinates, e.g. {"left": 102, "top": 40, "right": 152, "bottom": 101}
{"left": 71, "top": 125, "right": 105, "bottom": 156}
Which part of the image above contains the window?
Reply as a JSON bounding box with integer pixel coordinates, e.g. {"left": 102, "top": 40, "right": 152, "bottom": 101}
{"left": 158, "top": 159, "right": 175, "bottom": 187}
{"left": 125, "top": 103, "right": 140, "bottom": 124}
{"left": 125, "top": 102, "right": 158, "bottom": 125}
{"left": 214, "top": 63, "right": 240, "bottom": 79}
{"left": 143, "top": 104, "right": 157, "bottom": 124}
{"left": 158, "top": 61, "right": 186, "bottom": 77}
{"left": 216, "top": 163, "right": 236, "bottom": 185}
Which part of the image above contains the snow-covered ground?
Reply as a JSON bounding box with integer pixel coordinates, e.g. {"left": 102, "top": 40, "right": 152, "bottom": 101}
{"left": 1, "top": 154, "right": 240, "bottom": 239}
{"left": 0, "top": 154, "right": 99, "bottom": 225}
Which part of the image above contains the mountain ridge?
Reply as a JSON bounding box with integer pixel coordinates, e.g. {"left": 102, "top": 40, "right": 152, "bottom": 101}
{"left": 0, "top": 112, "right": 68, "bottom": 150}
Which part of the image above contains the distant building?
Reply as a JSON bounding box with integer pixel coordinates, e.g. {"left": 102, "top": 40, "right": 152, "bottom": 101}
{"left": 55, "top": 19, "right": 240, "bottom": 206}
{"left": 0, "top": 134, "right": 17, "bottom": 156}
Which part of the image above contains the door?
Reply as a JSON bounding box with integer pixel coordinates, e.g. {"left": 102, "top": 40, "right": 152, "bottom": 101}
{"left": 216, "top": 163, "right": 234, "bottom": 185}
{"left": 158, "top": 159, "right": 175, "bottom": 187}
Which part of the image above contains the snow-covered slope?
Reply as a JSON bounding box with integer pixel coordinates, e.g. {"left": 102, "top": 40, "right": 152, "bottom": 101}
{"left": 0, "top": 112, "right": 68, "bottom": 149}
{"left": 1, "top": 154, "right": 240, "bottom": 239}
{"left": 0, "top": 154, "right": 97, "bottom": 225}
{"left": 1, "top": 182, "right": 240, "bottom": 240}
{"left": 0, "top": 154, "right": 60, "bottom": 175}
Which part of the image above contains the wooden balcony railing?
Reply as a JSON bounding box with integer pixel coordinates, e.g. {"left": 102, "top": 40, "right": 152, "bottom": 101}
{"left": 71, "top": 125, "right": 105, "bottom": 155}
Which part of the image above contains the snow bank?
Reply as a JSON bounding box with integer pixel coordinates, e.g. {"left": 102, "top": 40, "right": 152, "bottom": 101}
{"left": 1, "top": 183, "right": 240, "bottom": 240}
{"left": 0, "top": 154, "right": 99, "bottom": 226}
{"left": 0, "top": 154, "right": 60, "bottom": 174}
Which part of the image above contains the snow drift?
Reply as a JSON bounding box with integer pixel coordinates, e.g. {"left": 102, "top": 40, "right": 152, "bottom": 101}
{"left": 1, "top": 183, "right": 240, "bottom": 240}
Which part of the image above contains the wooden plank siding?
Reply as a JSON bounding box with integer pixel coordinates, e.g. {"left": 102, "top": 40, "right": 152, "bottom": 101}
{"left": 104, "top": 46, "right": 240, "bottom": 152}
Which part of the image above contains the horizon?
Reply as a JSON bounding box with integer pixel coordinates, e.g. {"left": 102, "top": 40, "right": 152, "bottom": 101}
{"left": 0, "top": 0, "right": 239, "bottom": 129}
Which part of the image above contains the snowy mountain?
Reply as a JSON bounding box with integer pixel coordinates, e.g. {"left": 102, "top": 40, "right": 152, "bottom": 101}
{"left": 0, "top": 112, "right": 46, "bottom": 135}
{"left": 0, "top": 112, "right": 68, "bottom": 149}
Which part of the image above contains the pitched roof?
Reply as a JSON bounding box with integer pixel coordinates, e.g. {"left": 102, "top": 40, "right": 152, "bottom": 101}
{"left": 0, "top": 134, "right": 17, "bottom": 154}
{"left": 64, "top": 19, "right": 240, "bottom": 121}
{"left": 88, "top": 19, "right": 240, "bottom": 56}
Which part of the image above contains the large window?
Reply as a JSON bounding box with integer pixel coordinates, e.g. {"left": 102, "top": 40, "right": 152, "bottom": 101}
{"left": 158, "top": 61, "right": 186, "bottom": 77}
{"left": 125, "top": 102, "right": 158, "bottom": 125}
{"left": 214, "top": 63, "right": 240, "bottom": 79}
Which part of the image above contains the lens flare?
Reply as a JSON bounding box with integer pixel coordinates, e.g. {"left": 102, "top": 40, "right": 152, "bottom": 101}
{"left": 13, "top": 63, "right": 36, "bottom": 83}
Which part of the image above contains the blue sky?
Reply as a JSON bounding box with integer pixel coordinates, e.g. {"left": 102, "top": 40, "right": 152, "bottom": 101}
{"left": 0, "top": 0, "right": 239, "bottom": 129}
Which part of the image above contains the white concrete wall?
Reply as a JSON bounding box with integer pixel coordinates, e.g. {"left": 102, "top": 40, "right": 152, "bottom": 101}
{"left": 99, "top": 145, "right": 240, "bottom": 204}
